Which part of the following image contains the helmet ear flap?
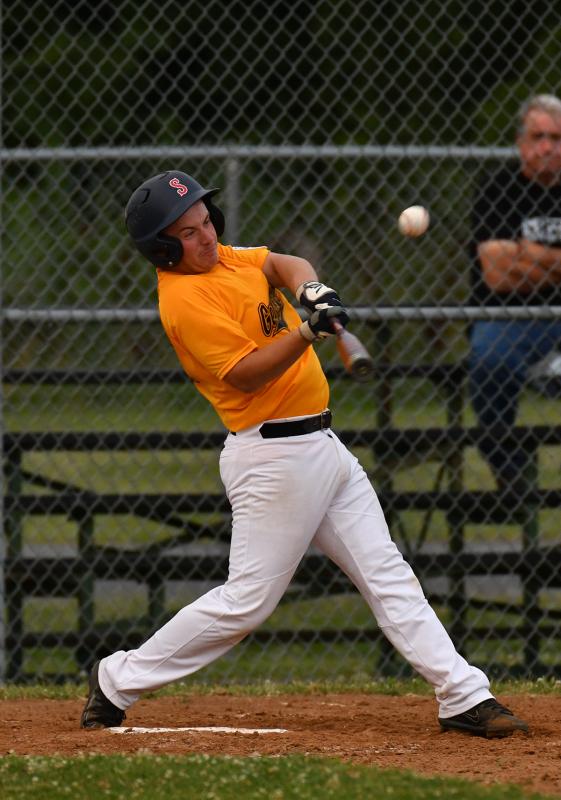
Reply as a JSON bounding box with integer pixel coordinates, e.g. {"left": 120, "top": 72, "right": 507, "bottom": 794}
{"left": 148, "top": 233, "right": 183, "bottom": 267}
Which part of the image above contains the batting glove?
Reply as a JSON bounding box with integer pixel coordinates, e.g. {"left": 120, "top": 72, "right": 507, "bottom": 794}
{"left": 296, "top": 281, "right": 345, "bottom": 312}
{"left": 299, "top": 305, "right": 350, "bottom": 341}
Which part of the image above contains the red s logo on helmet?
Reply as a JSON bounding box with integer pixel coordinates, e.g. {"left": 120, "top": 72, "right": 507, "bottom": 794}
{"left": 169, "top": 177, "right": 188, "bottom": 196}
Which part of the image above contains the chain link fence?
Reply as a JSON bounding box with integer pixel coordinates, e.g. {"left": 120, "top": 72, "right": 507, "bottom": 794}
{"left": 2, "top": 0, "right": 561, "bottom": 683}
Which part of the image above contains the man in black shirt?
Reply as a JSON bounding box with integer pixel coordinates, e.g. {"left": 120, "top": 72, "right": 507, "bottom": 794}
{"left": 469, "top": 94, "right": 561, "bottom": 492}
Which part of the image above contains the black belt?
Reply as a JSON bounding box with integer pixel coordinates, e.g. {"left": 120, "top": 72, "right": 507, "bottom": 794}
{"left": 259, "top": 410, "right": 332, "bottom": 438}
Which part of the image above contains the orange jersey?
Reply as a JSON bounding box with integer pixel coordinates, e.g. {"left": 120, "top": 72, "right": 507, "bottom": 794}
{"left": 157, "top": 244, "right": 329, "bottom": 431}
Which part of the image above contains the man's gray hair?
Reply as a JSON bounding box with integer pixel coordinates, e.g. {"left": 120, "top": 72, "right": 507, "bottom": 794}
{"left": 517, "top": 94, "right": 561, "bottom": 134}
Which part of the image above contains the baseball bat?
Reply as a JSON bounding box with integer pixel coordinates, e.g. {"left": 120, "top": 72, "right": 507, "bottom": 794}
{"left": 332, "top": 319, "right": 375, "bottom": 382}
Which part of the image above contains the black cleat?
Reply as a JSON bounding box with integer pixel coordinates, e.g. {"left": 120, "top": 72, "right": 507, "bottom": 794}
{"left": 439, "top": 698, "right": 529, "bottom": 739}
{"left": 80, "top": 660, "right": 125, "bottom": 729}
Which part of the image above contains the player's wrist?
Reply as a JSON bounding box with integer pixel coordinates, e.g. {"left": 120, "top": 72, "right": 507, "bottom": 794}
{"left": 298, "top": 321, "right": 317, "bottom": 342}
{"left": 300, "top": 307, "right": 348, "bottom": 341}
{"left": 295, "top": 281, "right": 313, "bottom": 303}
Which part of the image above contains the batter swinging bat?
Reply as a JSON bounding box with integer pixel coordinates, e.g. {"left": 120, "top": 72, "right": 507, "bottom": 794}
{"left": 332, "top": 319, "right": 374, "bottom": 382}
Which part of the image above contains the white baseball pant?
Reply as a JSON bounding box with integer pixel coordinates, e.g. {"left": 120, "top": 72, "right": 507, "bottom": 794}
{"left": 99, "top": 420, "right": 492, "bottom": 718}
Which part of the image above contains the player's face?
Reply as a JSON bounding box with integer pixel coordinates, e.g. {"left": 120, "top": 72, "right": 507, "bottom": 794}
{"left": 517, "top": 110, "right": 561, "bottom": 186}
{"left": 165, "top": 200, "right": 218, "bottom": 274}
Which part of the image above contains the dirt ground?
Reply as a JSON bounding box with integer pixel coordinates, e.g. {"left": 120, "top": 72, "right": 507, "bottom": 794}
{"left": 1, "top": 693, "right": 560, "bottom": 797}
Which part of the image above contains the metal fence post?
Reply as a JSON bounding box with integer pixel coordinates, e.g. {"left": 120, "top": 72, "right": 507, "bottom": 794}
{"left": 3, "top": 447, "right": 23, "bottom": 680}
{"left": 372, "top": 320, "right": 405, "bottom": 676}
{"left": 224, "top": 156, "right": 241, "bottom": 245}
{"left": 446, "top": 363, "right": 468, "bottom": 652}
{"left": 0, "top": 3, "right": 5, "bottom": 684}
{"left": 521, "top": 451, "right": 541, "bottom": 673}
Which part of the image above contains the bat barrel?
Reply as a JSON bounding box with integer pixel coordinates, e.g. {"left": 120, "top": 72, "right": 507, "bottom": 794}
{"left": 348, "top": 353, "right": 374, "bottom": 382}
{"left": 333, "top": 323, "right": 375, "bottom": 382}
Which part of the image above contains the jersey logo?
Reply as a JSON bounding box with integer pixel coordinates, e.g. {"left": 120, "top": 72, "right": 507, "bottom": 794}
{"left": 169, "top": 177, "right": 188, "bottom": 196}
{"left": 258, "top": 286, "right": 288, "bottom": 337}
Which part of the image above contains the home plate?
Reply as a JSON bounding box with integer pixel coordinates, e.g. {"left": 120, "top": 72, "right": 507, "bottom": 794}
{"left": 109, "top": 726, "right": 288, "bottom": 735}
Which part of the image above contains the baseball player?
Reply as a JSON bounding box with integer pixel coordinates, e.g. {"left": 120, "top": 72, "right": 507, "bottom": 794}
{"left": 80, "top": 170, "right": 528, "bottom": 738}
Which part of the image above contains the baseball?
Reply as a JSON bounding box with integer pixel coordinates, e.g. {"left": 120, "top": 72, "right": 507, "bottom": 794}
{"left": 398, "top": 205, "right": 430, "bottom": 237}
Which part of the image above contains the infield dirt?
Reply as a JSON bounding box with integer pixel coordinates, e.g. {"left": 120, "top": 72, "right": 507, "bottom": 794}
{"left": 1, "top": 693, "right": 560, "bottom": 797}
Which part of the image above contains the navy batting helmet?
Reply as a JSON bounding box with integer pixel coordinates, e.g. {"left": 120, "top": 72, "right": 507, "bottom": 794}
{"left": 125, "top": 170, "right": 225, "bottom": 267}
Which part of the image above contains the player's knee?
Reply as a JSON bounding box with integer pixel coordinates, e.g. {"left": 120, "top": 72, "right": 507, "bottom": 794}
{"left": 240, "top": 594, "right": 279, "bottom": 630}
{"left": 221, "top": 585, "right": 281, "bottom": 633}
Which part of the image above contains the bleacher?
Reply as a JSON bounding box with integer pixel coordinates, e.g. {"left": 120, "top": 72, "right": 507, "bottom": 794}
{"left": 4, "top": 317, "right": 561, "bottom": 681}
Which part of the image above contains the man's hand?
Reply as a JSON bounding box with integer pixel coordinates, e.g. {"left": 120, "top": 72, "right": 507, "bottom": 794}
{"left": 479, "top": 239, "right": 561, "bottom": 293}
{"left": 296, "top": 281, "right": 345, "bottom": 312}
{"left": 299, "top": 306, "right": 350, "bottom": 341}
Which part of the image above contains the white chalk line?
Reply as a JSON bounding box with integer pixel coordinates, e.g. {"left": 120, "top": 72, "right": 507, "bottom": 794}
{"left": 109, "top": 725, "right": 288, "bottom": 735}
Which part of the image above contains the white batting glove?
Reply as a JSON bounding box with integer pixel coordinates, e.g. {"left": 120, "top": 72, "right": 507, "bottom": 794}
{"left": 296, "top": 281, "right": 344, "bottom": 312}
{"left": 299, "top": 306, "right": 350, "bottom": 341}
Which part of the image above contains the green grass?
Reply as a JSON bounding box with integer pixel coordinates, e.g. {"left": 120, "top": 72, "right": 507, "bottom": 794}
{"left": 0, "top": 374, "right": 486, "bottom": 433}
{"left": 17, "top": 629, "right": 561, "bottom": 684}
{"left": 23, "top": 450, "right": 223, "bottom": 493}
{"left": 0, "top": 754, "right": 552, "bottom": 800}
{"left": 1, "top": 676, "right": 560, "bottom": 702}
{"left": 18, "top": 580, "right": 561, "bottom": 680}
{"left": 19, "top": 639, "right": 391, "bottom": 684}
